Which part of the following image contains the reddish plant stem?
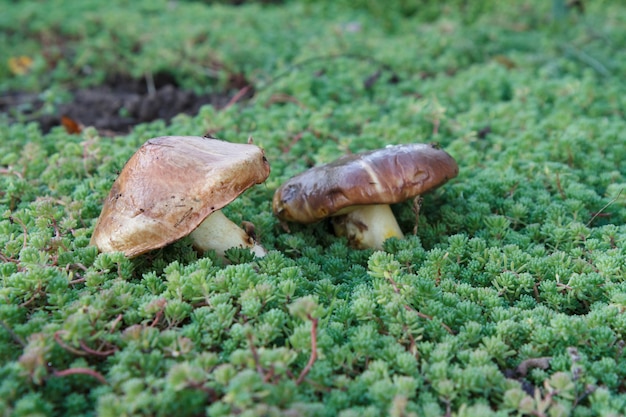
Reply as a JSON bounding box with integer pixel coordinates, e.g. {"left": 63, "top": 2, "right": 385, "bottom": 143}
{"left": 53, "top": 367, "right": 107, "bottom": 384}
{"left": 19, "top": 291, "right": 41, "bottom": 308}
{"left": 587, "top": 187, "right": 623, "bottom": 227}
{"left": 79, "top": 340, "right": 117, "bottom": 357}
{"left": 282, "top": 131, "right": 304, "bottom": 154}
{"left": 405, "top": 326, "right": 418, "bottom": 359}
{"left": 0, "top": 168, "right": 24, "bottom": 178}
{"left": 0, "top": 320, "right": 26, "bottom": 347}
{"left": 412, "top": 196, "right": 423, "bottom": 235}
{"left": 555, "top": 172, "right": 567, "bottom": 200}
{"left": 296, "top": 314, "right": 318, "bottom": 385}
{"left": 109, "top": 314, "right": 123, "bottom": 333}
{"left": 246, "top": 333, "right": 265, "bottom": 379}
{"left": 187, "top": 381, "right": 219, "bottom": 402}
{"left": 386, "top": 272, "right": 454, "bottom": 335}
{"left": 265, "top": 93, "right": 306, "bottom": 109}
{"left": 433, "top": 118, "right": 441, "bottom": 136}
{"left": 10, "top": 216, "right": 28, "bottom": 250}
{"left": 263, "top": 367, "right": 277, "bottom": 384}
{"left": 150, "top": 306, "right": 165, "bottom": 328}
{"left": 222, "top": 85, "right": 251, "bottom": 111}
{"left": 54, "top": 331, "right": 87, "bottom": 356}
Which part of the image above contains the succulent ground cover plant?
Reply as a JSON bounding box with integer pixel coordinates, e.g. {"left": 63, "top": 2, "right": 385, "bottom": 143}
{"left": 1, "top": 0, "right": 626, "bottom": 416}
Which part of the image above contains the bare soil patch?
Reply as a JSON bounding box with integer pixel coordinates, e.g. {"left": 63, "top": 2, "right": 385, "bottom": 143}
{"left": 1, "top": 72, "right": 239, "bottom": 135}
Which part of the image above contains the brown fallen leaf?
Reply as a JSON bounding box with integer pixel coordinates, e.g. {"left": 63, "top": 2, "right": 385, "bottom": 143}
{"left": 61, "top": 115, "right": 82, "bottom": 134}
{"left": 8, "top": 56, "right": 34, "bottom": 75}
{"left": 493, "top": 55, "right": 516, "bottom": 69}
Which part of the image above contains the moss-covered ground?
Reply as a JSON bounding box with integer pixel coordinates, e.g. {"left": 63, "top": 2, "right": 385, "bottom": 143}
{"left": 1, "top": 0, "right": 626, "bottom": 416}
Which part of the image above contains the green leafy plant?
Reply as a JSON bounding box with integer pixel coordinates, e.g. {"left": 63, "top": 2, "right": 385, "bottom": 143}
{"left": 2, "top": 0, "right": 626, "bottom": 416}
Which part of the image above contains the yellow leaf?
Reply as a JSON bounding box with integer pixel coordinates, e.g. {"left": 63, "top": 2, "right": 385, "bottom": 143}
{"left": 8, "top": 56, "right": 34, "bottom": 75}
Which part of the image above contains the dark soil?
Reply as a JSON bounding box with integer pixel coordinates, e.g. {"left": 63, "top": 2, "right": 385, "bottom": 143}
{"left": 0, "top": 72, "right": 245, "bottom": 135}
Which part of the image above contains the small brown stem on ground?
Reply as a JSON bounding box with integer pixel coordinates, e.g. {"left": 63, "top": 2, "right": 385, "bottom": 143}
{"left": 109, "top": 314, "right": 123, "bottom": 333}
{"left": 69, "top": 277, "right": 86, "bottom": 285}
{"left": 66, "top": 263, "right": 88, "bottom": 285}
{"left": 10, "top": 216, "right": 28, "bottom": 250}
{"left": 79, "top": 340, "right": 117, "bottom": 357}
{"left": 296, "top": 314, "right": 318, "bottom": 385}
{"left": 187, "top": 381, "right": 220, "bottom": 402}
{"left": 263, "top": 367, "right": 277, "bottom": 384}
{"left": 412, "top": 196, "right": 423, "bottom": 235}
{"left": 443, "top": 398, "right": 452, "bottom": 417}
{"left": 19, "top": 286, "right": 44, "bottom": 308}
{"left": 533, "top": 280, "right": 541, "bottom": 301}
{"left": 149, "top": 300, "right": 167, "bottom": 327}
{"left": 555, "top": 172, "right": 567, "bottom": 200}
{"left": 145, "top": 72, "right": 156, "bottom": 96}
{"left": 386, "top": 272, "right": 401, "bottom": 293}
{"left": 0, "top": 252, "right": 24, "bottom": 271}
{"left": 282, "top": 131, "right": 304, "bottom": 154}
{"left": 265, "top": 93, "right": 306, "bottom": 109}
{"left": 53, "top": 367, "right": 108, "bottom": 384}
{"left": 385, "top": 272, "right": 454, "bottom": 335}
{"left": 507, "top": 182, "right": 520, "bottom": 197}
{"left": 222, "top": 85, "right": 251, "bottom": 111}
{"left": 247, "top": 333, "right": 265, "bottom": 379}
{"left": 0, "top": 168, "right": 24, "bottom": 179}
{"left": 82, "top": 139, "right": 94, "bottom": 176}
{"left": 405, "top": 326, "right": 419, "bottom": 359}
{"left": 50, "top": 218, "right": 61, "bottom": 240}
{"left": 433, "top": 118, "right": 441, "bottom": 136}
{"left": 0, "top": 320, "right": 26, "bottom": 347}
{"left": 587, "top": 187, "right": 623, "bottom": 227}
{"left": 54, "top": 331, "right": 87, "bottom": 356}
{"left": 403, "top": 305, "right": 454, "bottom": 334}
{"left": 74, "top": 262, "right": 88, "bottom": 271}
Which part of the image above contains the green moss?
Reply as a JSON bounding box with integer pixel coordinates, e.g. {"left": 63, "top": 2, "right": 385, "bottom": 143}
{"left": 2, "top": 0, "right": 626, "bottom": 415}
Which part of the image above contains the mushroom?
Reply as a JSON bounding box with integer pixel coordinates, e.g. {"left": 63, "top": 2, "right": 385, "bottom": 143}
{"left": 90, "top": 136, "right": 270, "bottom": 259}
{"left": 272, "top": 143, "right": 458, "bottom": 249}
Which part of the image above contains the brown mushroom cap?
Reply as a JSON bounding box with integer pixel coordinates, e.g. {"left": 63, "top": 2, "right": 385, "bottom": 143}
{"left": 90, "top": 136, "right": 270, "bottom": 257}
{"left": 273, "top": 143, "right": 458, "bottom": 223}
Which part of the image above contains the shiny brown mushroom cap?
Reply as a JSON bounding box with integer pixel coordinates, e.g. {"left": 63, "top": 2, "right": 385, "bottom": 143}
{"left": 90, "top": 136, "right": 270, "bottom": 257}
{"left": 273, "top": 143, "right": 458, "bottom": 223}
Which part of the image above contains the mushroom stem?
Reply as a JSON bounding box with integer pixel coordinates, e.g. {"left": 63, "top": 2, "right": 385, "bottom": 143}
{"left": 331, "top": 204, "right": 404, "bottom": 250}
{"left": 189, "top": 210, "right": 266, "bottom": 259}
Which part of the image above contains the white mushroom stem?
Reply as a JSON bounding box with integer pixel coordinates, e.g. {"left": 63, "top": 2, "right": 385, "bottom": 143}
{"left": 189, "top": 210, "right": 267, "bottom": 259}
{"left": 331, "top": 204, "right": 404, "bottom": 250}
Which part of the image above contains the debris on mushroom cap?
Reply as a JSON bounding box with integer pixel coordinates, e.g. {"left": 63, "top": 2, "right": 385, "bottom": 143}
{"left": 90, "top": 136, "right": 270, "bottom": 258}
{"left": 272, "top": 143, "right": 459, "bottom": 223}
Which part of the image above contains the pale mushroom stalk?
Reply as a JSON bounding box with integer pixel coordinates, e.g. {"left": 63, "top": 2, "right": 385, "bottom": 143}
{"left": 189, "top": 209, "right": 266, "bottom": 258}
{"left": 332, "top": 205, "right": 404, "bottom": 250}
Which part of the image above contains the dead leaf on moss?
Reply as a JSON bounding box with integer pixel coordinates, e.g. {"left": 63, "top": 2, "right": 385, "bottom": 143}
{"left": 61, "top": 115, "right": 82, "bottom": 134}
{"left": 8, "top": 56, "right": 34, "bottom": 75}
{"left": 493, "top": 55, "right": 516, "bottom": 69}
